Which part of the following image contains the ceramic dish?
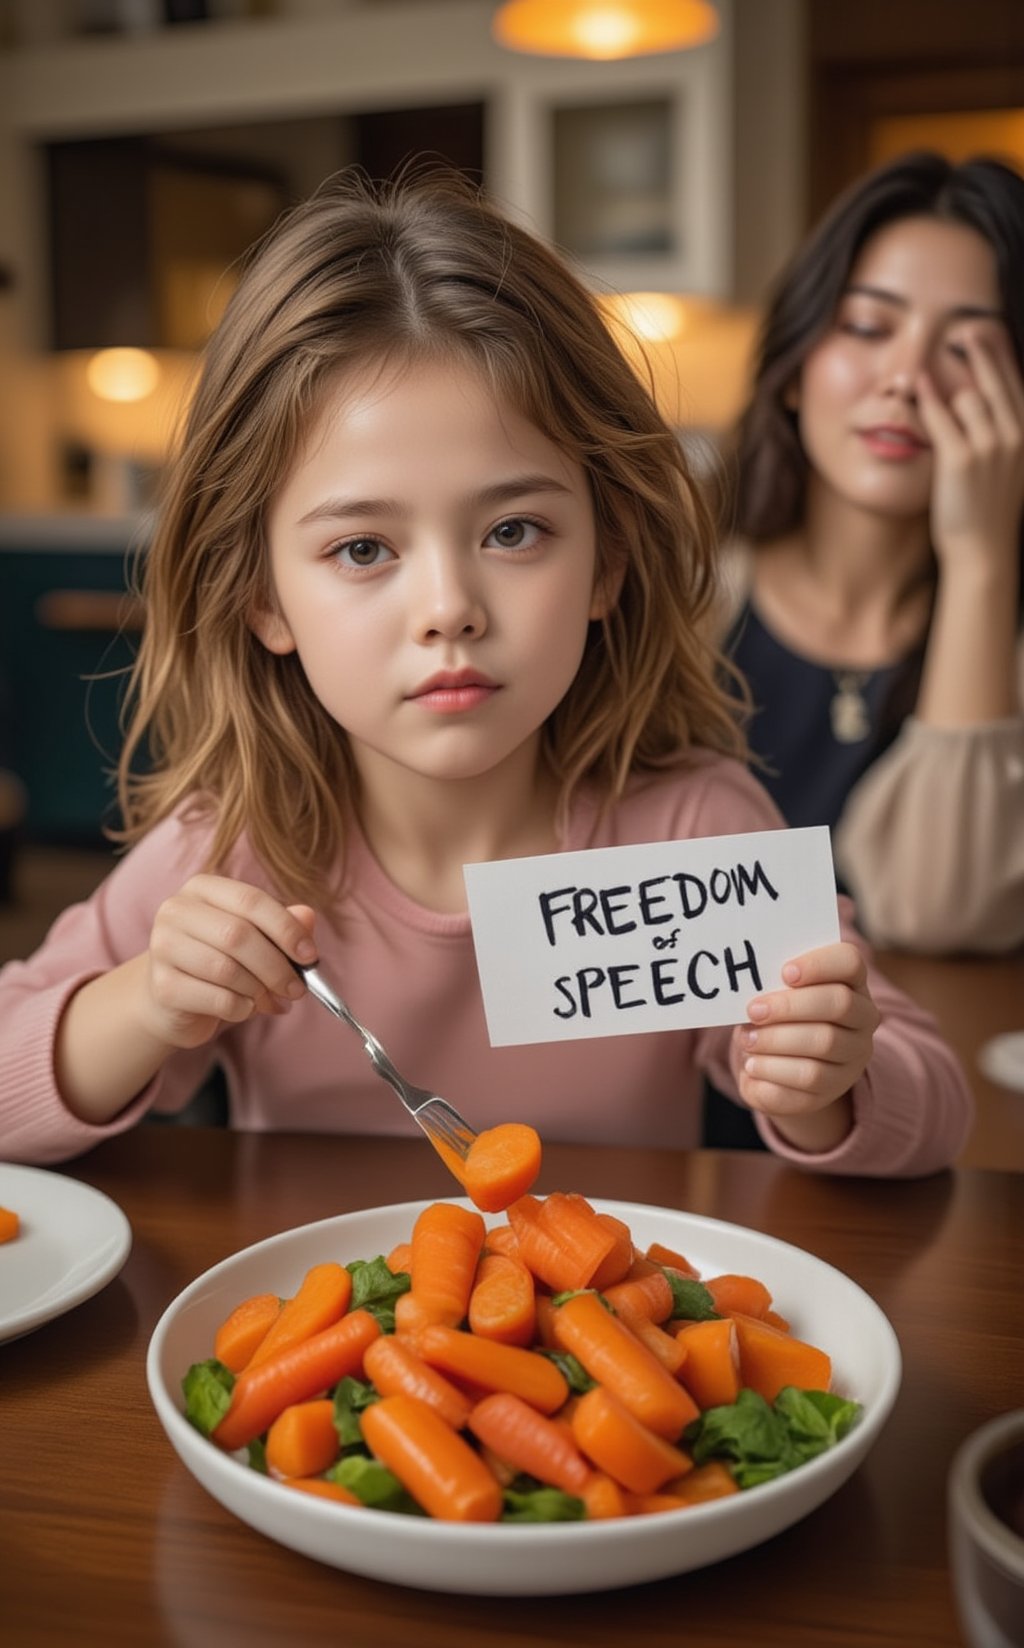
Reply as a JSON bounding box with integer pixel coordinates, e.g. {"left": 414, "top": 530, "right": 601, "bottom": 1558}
{"left": 147, "top": 1197, "right": 901, "bottom": 1596}
{"left": 0, "top": 1162, "right": 132, "bottom": 1345}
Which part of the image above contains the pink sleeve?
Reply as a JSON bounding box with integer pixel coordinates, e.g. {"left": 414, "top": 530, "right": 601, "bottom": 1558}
{"left": 0, "top": 817, "right": 219, "bottom": 1164}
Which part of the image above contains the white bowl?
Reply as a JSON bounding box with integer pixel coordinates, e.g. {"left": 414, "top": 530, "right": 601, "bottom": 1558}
{"left": 147, "top": 1198, "right": 901, "bottom": 1596}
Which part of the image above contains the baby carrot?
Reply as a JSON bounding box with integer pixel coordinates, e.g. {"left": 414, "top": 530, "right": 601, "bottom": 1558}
{"left": 282, "top": 1476, "right": 361, "bottom": 1506}
{"left": 460, "top": 1122, "right": 543, "bottom": 1213}
{"left": 602, "top": 1269, "right": 675, "bottom": 1323}
{"left": 363, "top": 1333, "right": 472, "bottom": 1431}
{"left": 588, "top": 1214, "right": 635, "bottom": 1290}
{"left": 483, "top": 1223, "right": 522, "bottom": 1260}
{"left": 507, "top": 1194, "right": 615, "bottom": 1293}
{"left": 468, "top": 1252, "right": 536, "bottom": 1347}
{"left": 385, "top": 1241, "right": 413, "bottom": 1275}
{"left": 468, "top": 1391, "right": 591, "bottom": 1495}
{"left": 673, "top": 1317, "right": 742, "bottom": 1410}
{"left": 571, "top": 1386, "right": 692, "bottom": 1495}
{"left": 616, "top": 1307, "right": 688, "bottom": 1377}
{"left": 0, "top": 1206, "right": 20, "bottom": 1243}
{"left": 265, "top": 1398, "right": 340, "bottom": 1479}
{"left": 731, "top": 1312, "right": 832, "bottom": 1403}
{"left": 213, "top": 1292, "right": 282, "bottom": 1375}
{"left": 213, "top": 1308, "right": 380, "bottom": 1452}
{"left": 553, "top": 1290, "right": 698, "bottom": 1439}
{"left": 644, "top": 1241, "right": 700, "bottom": 1279}
{"left": 663, "top": 1460, "right": 739, "bottom": 1507}
{"left": 578, "top": 1470, "right": 629, "bottom": 1520}
{"left": 408, "top": 1201, "right": 486, "bottom": 1328}
{"left": 245, "top": 1262, "right": 352, "bottom": 1370}
{"left": 417, "top": 1323, "right": 570, "bottom": 1414}
{"left": 361, "top": 1393, "right": 503, "bottom": 1523}
{"left": 705, "top": 1273, "right": 773, "bottom": 1320}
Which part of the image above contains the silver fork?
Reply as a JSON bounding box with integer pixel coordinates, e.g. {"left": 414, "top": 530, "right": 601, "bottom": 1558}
{"left": 293, "top": 962, "right": 477, "bottom": 1163}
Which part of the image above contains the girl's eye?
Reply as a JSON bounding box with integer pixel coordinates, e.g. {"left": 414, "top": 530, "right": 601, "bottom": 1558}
{"left": 945, "top": 339, "right": 970, "bottom": 362}
{"left": 486, "top": 516, "right": 545, "bottom": 552}
{"left": 839, "top": 321, "right": 886, "bottom": 342}
{"left": 333, "top": 536, "right": 394, "bottom": 570}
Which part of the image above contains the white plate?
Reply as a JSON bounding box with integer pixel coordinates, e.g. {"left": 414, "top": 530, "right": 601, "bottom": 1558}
{"left": 147, "top": 1198, "right": 902, "bottom": 1596}
{"left": 0, "top": 1162, "right": 132, "bottom": 1344}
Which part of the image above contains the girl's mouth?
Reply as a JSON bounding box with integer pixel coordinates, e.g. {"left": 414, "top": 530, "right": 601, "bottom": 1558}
{"left": 409, "top": 672, "right": 499, "bottom": 713}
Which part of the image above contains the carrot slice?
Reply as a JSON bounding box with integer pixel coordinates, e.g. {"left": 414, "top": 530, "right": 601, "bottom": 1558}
{"left": 482, "top": 1223, "right": 521, "bottom": 1260}
{"left": 461, "top": 1123, "right": 543, "bottom": 1213}
{"left": 731, "top": 1312, "right": 831, "bottom": 1403}
{"left": 363, "top": 1333, "right": 472, "bottom": 1431}
{"left": 588, "top": 1214, "right": 634, "bottom": 1290}
{"left": 213, "top": 1292, "right": 282, "bottom": 1375}
{"left": 553, "top": 1290, "right": 698, "bottom": 1439}
{"left": 265, "top": 1398, "right": 340, "bottom": 1479}
{"left": 361, "top": 1393, "right": 503, "bottom": 1523}
{"left": 673, "top": 1317, "right": 742, "bottom": 1409}
{"left": 571, "top": 1386, "right": 691, "bottom": 1494}
{"left": 468, "top": 1391, "right": 590, "bottom": 1495}
{"left": 246, "top": 1262, "right": 352, "bottom": 1370}
{"left": 417, "top": 1323, "right": 569, "bottom": 1414}
{"left": 213, "top": 1308, "right": 380, "bottom": 1452}
{"left": 705, "top": 1273, "right": 773, "bottom": 1320}
{"left": 602, "top": 1269, "right": 675, "bottom": 1323}
{"left": 468, "top": 1252, "right": 536, "bottom": 1347}
{"left": 0, "top": 1206, "right": 20, "bottom": 1243}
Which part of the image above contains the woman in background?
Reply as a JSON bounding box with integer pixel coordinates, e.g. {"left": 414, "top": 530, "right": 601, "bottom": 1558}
{"left": 719, "top": 150, "right": 1024, "bottom": 957}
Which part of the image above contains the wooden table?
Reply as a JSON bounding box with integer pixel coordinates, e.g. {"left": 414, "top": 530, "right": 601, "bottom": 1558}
{"left": 3, "top": 1129, "right": 1022, "bottom": 1648}
{"left": 875, "top": 948, "right": 1024, "bottom": 1171}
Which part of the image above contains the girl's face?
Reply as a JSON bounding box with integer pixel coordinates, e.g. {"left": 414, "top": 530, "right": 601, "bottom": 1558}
{"left": 257, "top": 356, "right": 606, "bottom": 796}
{"left": 793, "top": 214, "right": 1007, "bottom": 519}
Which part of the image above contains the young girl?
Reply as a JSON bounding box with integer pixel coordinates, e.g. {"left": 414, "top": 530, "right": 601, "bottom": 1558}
{"left": 0, "top": 170, "right": 971, "bottom": 1174}
{"left": 719, "top": 150, "right": 1024, "bottom": 954}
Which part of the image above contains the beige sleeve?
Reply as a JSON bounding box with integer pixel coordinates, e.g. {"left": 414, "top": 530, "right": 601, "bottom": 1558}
{"left": 833, "top": 639, "right": 1024, "bottom": 954}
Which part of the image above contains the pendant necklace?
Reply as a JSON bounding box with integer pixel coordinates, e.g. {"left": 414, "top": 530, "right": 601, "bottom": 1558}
{"left": 830, "top": 671, "right": 873, "bottom": 744}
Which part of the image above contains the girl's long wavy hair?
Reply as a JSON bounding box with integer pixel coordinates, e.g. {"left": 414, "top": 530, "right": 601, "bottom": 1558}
{"left": 729, "top": 149, "right": 1024, "bottom": 573}
{"left": 116, "top": 167, "right": 746, "bottom": 903}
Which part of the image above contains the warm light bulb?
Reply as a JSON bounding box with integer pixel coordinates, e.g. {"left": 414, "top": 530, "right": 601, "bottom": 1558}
{"left": 85, "top": 347, "right": 161, "bottom": 403}
{"left": 492, "top": 0, "right": 719, "bottom": 60}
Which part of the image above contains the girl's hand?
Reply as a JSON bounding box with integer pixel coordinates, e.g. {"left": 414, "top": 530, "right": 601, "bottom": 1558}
{"left": 735, "top": 942, "right": 880, "bottom": 1147}
{"left": 141, "top": 875, "right": 318, "bottom": 1050}
{"left": 919, "top": 334, "right": 1024, "bottom": 577}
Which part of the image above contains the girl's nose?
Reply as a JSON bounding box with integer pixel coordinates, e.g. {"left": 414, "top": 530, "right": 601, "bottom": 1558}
{"left": 881, "top": 334, "right": 930, "bottom": 403}
{"left": 414, "top": 553, "right": 487, "bottom": 643}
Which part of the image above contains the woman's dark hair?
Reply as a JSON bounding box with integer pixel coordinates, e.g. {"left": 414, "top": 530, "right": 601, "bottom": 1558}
{"left": 731, "top": 150, "right": 1024, "bottom": 564}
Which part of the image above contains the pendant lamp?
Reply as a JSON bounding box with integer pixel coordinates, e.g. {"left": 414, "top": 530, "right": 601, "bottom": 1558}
{"left": 492, "top": 0, "right": 719, "bottom": 60}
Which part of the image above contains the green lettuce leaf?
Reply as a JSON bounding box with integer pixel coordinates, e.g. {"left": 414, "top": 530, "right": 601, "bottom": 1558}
{"left": 346, "top": 1256, "right": 411, "bottom": 1332}
{"left": 328, "top": 1454, "right": 423, "bottom": 1514}
{"left": 332, "top": 1374, "right": 380, "bottom": 1448}
{"left": 182, "top": 1358, "right": 234, "bottom": 1438}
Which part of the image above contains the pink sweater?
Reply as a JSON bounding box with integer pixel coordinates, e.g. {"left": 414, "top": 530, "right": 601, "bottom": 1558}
{"left": 0, "top": 753, "right": 973, "bottom": 1173}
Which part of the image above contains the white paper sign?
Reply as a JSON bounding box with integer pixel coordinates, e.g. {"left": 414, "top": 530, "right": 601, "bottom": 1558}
{"left": 464, "top": 826, "right": 840, "bottom": 1046}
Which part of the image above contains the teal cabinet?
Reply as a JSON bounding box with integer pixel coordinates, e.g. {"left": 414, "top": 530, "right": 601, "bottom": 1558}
{"left": 0, "top": 538, "right": 145, "bottom": 844}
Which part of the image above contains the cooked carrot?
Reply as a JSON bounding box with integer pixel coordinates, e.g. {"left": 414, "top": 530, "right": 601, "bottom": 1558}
{"left": 213, "top": 1308, "right": 381, "bottom": 1452}
{"left": 483, "top": 1223, "right": 521, "bottom": 1260}
{"left": 468, "top": 1391, "right": 591, "bottom": 1495}
{"left": 731, "top": 1312, "right": 832, "bottom": 1403}
{"left": 705, "top": 1273, "right": 773, "bottom": 1320}
{"left": 0, "top": 1206, "right": 20, "bottom": 1243}
{"left": 553, "top": 1290, "right": 698, "bottom": 1439}
{"left": 393, "top": 1291, "right": 456, "bottom": 1344}
{"left": 507, "top": 1194, "right": 615, "bottom": 1293}
{"left": 764, "top": 1308, "right": 791, "bottom": 1333}
{"left": 245, "top": 1262, "right": 352, "bottom": 1370}
{"left": 624, "top": 1491, "right": 696, "bottom": 1515}
{"left": 477, "top": 1440, "right": 517, "bottom": 1487}
{"left": 385, "top": 1241, "right": 413, "bottom": 1275}
{"left": 578, "top": 1470, "right": 628, "bottom": 1520}
{"left": 617, "top": 1306, "right": 688, "bottom": 1377}
{"left": 673, "top": 1317, "right": 742, "bottom": 1410}
{"left": 361, "top": 1393, "right": 503, "bottom": 1523}
{"left": 408, "top": 1201, "right": 486, "bottom": 1328}
{"left": 213, "top": 1292, "right": 282, "bottom": 1375}
{"left": 571, "top": 1386, "right": 691, "bottom": 1494}
{"left": 468, "top": 1252, "right": 536, "bottom": 1347}
{"left": 602, "top": 1269, "right": 674, "bottom": 1324}
{"left": 461, "top": 1122, "right": 543, "bottom": 1213}
{"left": 645, "top": 1241, "right": 700, "bottom": 1279}
{"left": 282, "top": 1476, "right": 361, "bottom": 1506}
{"left": 363, "top": 1333, "right": 472, "bottom": 1431}
{"left": 417, "top": 1323, "right": 569, "bottom": 1414}
{"left": 533, "top": 1292, "right": 559, "bottom": 1349}
{"left": 663, "top": 1460, "right": 739, "bottom": 1507}
{"left": 588, "top": 1214, "right": 634, "bottom": 1290}
{"left": 265, "top": 1398, "right": 340, "bottom": 1479}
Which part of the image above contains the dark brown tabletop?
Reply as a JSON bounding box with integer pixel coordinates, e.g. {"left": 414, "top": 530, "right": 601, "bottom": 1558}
{"left": 3, "top": 1127, "right": 1022, "bottom": 1647}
